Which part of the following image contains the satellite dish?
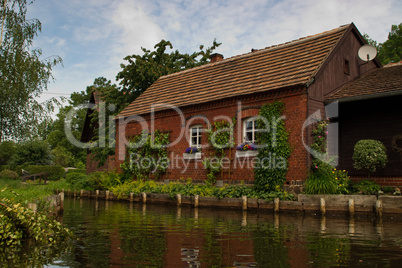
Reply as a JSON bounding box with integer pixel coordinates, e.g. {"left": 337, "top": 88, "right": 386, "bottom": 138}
{"left": 358, "top": 44, "right": 377, "bottom": 62}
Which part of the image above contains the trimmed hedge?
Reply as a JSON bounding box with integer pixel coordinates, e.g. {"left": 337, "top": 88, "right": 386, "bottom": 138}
{"left": 25, "top": 165, "right": 65, "bottom": 181}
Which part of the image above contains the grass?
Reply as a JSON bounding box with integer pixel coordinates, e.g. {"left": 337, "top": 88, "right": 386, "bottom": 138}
{"left": 0, "top": 178, "right": 70, "bottom": 204}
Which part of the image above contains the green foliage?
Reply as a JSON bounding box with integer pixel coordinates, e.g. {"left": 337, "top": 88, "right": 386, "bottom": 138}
{"left": 46, "top": 90, "right": 90, "bottom": 167}
{"left": 65, "top": 172, "right": 94, "bottom": 190}
{"left": 350, "top": 180, "right": 381, "bottom": 195}
{"left": 203, "top": 118, "right": 236, "bottom": 185}
{"left": 122, "top": 130, "right": 170, "bottom": 180}
{"left": 377, "top": 23, "right": 402, "bottom": 64}
{"left": 25, "top": 165, "right": 65, "bottom": 181}
{"left": 306, "top": 120, "right": 350, "bottom": 194}
{"left": 0, "top": 197, "right": 72, "bottom": 250}
{"left": 110, "top": 178, "right": 295, "bottom": 201}
{"left": 0, "top": 0, "right": 62, "bottom": 141}
{"left": 353, "top": 139, "right": 388, "bottom": 177}
{"left": 11, "top": 140, "right": 52, "bottom": 166}
{"left": 254, "top": 101, "right": 291, "bottom": 192}
{"left": 0, "top": 169, "right": 19, "bottom": 180}
{"left": 304, "top": 166, "right": 338, "bottom": 194}
{"left": 0, "top": 141, "right": 16, "bottom": 165}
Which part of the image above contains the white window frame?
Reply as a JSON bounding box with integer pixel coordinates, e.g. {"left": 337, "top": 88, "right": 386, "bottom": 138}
{"left": 184, "top": 125, "right": 202, "bottom": 159}
{"left": 189, "top": 124, "right": 202, "bottom": 148}
{"left": 243, "top": 117, "right": 259, "bottom": 144}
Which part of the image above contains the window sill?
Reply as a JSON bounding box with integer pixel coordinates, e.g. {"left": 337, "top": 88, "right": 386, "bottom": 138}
{"left": 183, "top": 152, "right": 202, "bottom": 160}
{"left": 235, "top": 150, "right": 258, "bottom": 158}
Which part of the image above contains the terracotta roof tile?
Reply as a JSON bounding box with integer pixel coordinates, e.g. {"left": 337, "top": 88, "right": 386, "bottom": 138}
{"left": 327, "top": 62, "right": 402, "bottom": 101}
{"left": 117, "top": 24, "right": 351, "bottom": 118}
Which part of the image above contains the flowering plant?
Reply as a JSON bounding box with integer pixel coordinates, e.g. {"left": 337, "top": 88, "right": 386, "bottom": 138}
{"left": 236, "top": 143, "right": 257, "bottom": 151}
{"left": 184, "top": 147, "right": 199, "bottom": 154}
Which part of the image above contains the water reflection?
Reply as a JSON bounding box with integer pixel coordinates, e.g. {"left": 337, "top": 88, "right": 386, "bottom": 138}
{"left": 46, "top": 198, "right": 402, "bottom": 267}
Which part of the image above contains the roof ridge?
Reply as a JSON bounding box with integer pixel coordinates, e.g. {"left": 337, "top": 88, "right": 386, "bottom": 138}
{"left": 159, "top": 24, "right": 351, "bottom": 80}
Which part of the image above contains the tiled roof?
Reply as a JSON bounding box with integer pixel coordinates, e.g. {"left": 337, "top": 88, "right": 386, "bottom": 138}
{"left": 117, "top": 24, "right": 351, "bottom": 119}
{"left": 327, "top": 62, "right": 402, "bottom": 101}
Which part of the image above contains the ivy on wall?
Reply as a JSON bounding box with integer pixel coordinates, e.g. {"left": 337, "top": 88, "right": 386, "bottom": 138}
{"left": 202, "top": 118, "right": 236, "bottom": 185}
{"left": 121, "top": 130, "right": 170, "bottom": 181}
{"left": 254, "top": 101, "right": 291, "bottom": 192}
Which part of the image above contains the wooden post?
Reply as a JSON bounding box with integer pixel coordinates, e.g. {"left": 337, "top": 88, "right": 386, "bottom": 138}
{"left": 274, "top": 198, "right": 280, "bottom": 213}
{"left": 320, "top": 197, "right": 326, "bottom": 215}
{"left": 349, "top": 199, "right": 355, "bottom": 216}
{"left": 106, "top": 190, "right": 110, "bottom": 200}
{"left": 176, "top": 194, "right": 182, "bottom": 206}
{"left": 194, "top": 195, "right": 199, "bottom": 208}
{"left": 142, "top": 192, "right": 147, "bottom": 204}
{"left": 130, "top": 192, "right": 134, "bottom": 202}
{"left": 242, "top": 195, "right": 247, "bottom": 210}
{"left": 96, "top": 190, "right": 99, "bottom": 199}
{"left": 59, "top": 191, "right": 64, "bottom": 210}
{"left": 376, "top": 200, "right": 383, "bottom": 218}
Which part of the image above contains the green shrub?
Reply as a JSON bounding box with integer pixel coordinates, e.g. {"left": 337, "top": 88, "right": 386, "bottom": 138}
{"left": 305, "top": 169, "right": 338, "bottom": 195}
{"left": 0, "top": 169, "right": 19, "bottom": 180}
{"left": 87, "top": 171, "right": 123, "bottom": 190}
{"left": 25, "top": 165, "right": 65, "bottom": 181}
{"left": 65, "top": 172, "right": 96, "bottom": 190}
{"left": 351, "top": 180, "right": 381, "bottom": 195}
{"left": 353, "top": 140, "right": 388, "bottom": 177}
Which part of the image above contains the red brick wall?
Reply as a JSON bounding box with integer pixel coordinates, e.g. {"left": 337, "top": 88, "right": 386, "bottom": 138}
{"left": 115, "top": 87, "right": 309, "bottom": 184}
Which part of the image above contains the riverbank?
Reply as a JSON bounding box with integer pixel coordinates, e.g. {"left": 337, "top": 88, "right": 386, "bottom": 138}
{"left": 61, "top": 189, "right": 402, "bottom": 218}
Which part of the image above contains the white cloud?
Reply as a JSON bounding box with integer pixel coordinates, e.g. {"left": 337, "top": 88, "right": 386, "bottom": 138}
{"left": 26, "top": 0, "right": 401, "bottom": 113}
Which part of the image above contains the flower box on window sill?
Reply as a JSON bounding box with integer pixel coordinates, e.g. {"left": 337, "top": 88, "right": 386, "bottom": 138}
{"left": 183, "top": 152, "right": 202, "bottom": 160}
{"left": 235, "top": 150, "right": 258, "bottom": 158}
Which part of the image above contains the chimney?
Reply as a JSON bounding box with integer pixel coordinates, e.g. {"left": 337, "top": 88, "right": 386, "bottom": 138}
{"left": 210, "top": 53, "right": 224, "bottom": 63}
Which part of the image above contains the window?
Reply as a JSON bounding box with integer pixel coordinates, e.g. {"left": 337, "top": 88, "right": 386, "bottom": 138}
{"left": 243, "top": 118, "right": 259, "bottom": 144}
{"left": 189, "top": 125, "right": 202, "bottom": 148}
{"left": 344, "top": 59, "right": 350, "bottom": 75}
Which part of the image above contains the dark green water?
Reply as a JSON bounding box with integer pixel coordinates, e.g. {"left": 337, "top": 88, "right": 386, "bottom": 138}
{"left": 36, "top": 198, "right": 402, "bottom": 267}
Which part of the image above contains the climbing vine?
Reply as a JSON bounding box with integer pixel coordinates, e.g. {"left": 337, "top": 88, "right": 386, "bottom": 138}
{"left": 121, "top": 130, "right": 170, "bottom": 181}
{"left": 254, "top": 101, "right": 291, "bottom": 192}
{"left": 202, "top": 118, "right": 236, "bottom": 185}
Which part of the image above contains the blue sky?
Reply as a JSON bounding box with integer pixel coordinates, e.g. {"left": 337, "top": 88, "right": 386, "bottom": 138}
{"left": 27, "top": 0, "right": 402, "bottom": 109}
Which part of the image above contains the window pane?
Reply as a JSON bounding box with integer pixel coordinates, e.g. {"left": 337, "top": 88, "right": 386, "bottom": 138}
{"left": 245, "top": 132, "right": 253, "bottom": 142}
{"left": 246, "top": 121, "right": 253, "bottom": 130}
{"left": 192, "top": 137, "right": 198, "bottom": 145}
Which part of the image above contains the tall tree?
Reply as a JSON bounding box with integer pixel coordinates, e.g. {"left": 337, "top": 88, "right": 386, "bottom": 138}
{"left": 89, "top": 39, "right": 221, "bottom": 166}
{"left": 377, "top": 23, "right": 402, "bottom": 64}
{"left": 0, "top": 0, "right": 61, "bottom": 141}
{"left": 46, "top": 90, "right": 90, "bottom": 167}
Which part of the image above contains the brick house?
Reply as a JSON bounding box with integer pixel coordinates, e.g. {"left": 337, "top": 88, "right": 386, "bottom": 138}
{"left": 114, "top": 23, "right": 380, "bottom": 185}
{"left": 326, "top": 62, "right": 402, "bottom": 186}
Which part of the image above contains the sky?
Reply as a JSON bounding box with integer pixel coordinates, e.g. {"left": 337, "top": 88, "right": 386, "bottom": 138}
{"left": 27, "top": 0, "right": 402, "bottom": 110}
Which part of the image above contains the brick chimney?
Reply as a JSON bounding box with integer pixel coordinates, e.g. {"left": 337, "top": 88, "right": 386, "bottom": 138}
{"left": 210, "top": 53, "right": 224, "bottom": 63}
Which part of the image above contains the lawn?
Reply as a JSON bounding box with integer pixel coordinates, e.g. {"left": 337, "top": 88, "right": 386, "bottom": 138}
{"left": 0, "top": 178, "right": 70, "bottom": 204}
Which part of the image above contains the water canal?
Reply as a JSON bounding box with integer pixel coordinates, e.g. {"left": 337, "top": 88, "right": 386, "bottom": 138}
{"left": 42, "top": 198, "right": 402, "bottom": 267}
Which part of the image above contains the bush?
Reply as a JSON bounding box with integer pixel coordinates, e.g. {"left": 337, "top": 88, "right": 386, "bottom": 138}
{"left": 351, "top": 180, "right": 381, "bottom": 195}
{"left": 11, "top": 140, "right": 52, "bottom": 166}
{"left": 25, "top": 165, "right": 65, "bottom": 181}
{"left": 0, "top": 169, "right": 19, "bottom": 180}
{"left": 353, "top": 139, "right": 388, "bottom": 177}
{"left": 305, "top": 168, "right": 338, "bottom": 194}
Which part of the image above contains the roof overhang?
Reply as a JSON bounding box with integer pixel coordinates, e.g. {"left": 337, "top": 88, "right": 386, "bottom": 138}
{"left": 325, "top": 90, "right": 402, "bottom": 105}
